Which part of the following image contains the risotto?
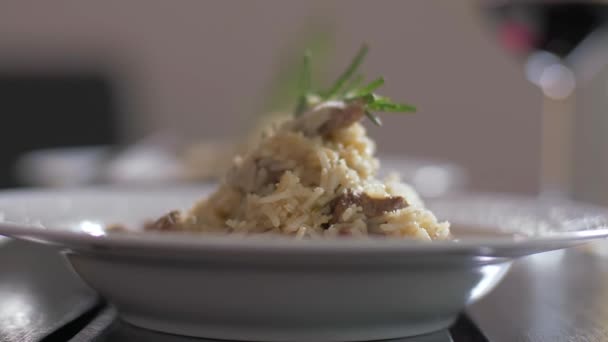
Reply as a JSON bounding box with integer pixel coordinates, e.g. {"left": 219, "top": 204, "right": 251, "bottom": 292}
{"left": 141, "top": 45, "right": 450, "bottom": 240}
{"left": 145, "top": 99, "right": 450, "bottom": 240}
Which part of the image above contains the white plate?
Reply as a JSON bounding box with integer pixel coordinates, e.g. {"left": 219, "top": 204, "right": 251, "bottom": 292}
{"left": 15, "top": 147, "right": 468, "bottom": 198}
{"left": 0, "top": 186, "right": 607, "bottom": 341}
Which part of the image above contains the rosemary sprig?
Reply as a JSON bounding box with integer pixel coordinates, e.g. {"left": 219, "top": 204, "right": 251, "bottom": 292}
{"left": 295, "top": 50, "right": 312, "bottom": 116}
{"left": 365, "top": 110, "right": 383, "bottom": 126}
{"left": 338, "top": 74, "right": 364, "bottom": 97}
{"left": 323, "top": 44, "right": 369, "bottom": 99}
{"left": 294, "top": 44, "right": 417, "bottom": 126}
{"left": 257, "top": 21, "right": 335, "bottom": 119}
{"left": 347, "top": 77, "right": 384, "bottom": 99}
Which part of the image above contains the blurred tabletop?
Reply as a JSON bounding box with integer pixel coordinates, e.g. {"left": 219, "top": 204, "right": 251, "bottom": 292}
{"left": 0, "top": 239, "right": 607, "bottom": 342}
{"left": 468, "top": 242, "right": 608, "bottom": 341}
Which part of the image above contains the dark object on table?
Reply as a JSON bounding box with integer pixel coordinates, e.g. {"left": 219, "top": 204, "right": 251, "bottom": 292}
{"left": 0, "top": 72, "right": 119, "bottom": 188}
{"left": 70, "top": 307, "right": 469, "bottom": 342}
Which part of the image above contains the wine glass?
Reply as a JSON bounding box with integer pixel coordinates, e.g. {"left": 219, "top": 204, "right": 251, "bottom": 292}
{"left": 478, "top": 0, "right": 608, "bottom": 200}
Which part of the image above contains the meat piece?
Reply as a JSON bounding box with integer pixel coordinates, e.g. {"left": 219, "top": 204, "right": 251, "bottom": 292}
{"left": 359, "top": 193, "right": 408, "bottom": 217}
{"left": 329, "top": 191, "right": 408, "bottom": 224}
{"left": 329, "top": 191, "right": 359, "bottom": 224}
{"left": 290, "top": 101, "right": 364, "bottom": 138}
{"left": 318, "top": 103, "right": 365, "bottom": 137}
{"left": 144, "top": 210, "right": 181, "bottom": 231}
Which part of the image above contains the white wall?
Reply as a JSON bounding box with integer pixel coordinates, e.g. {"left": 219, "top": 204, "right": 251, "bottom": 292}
{"left": 0, "top": 0, "right": 541, "bottom": 193}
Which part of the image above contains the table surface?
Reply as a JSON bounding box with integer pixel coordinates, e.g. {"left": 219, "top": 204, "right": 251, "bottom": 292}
{"left": 1, "top": 238, "right": 607, "bottom": 342}
{"left": 469, "top": 242, "right": 608, "bottom": 342}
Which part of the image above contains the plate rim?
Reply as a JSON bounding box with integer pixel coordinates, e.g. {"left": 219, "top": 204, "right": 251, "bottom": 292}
{"left": 0, "top": 186, "right": 607, "bottom": 257}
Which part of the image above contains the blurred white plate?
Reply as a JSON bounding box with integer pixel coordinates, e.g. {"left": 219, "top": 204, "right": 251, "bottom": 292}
{"left": 0, "top": 186, "right": 606, "bottom": 341}
{"left": 14, "top": 146, "right": 111, "bottom": 187}
{"left": 379, "top": 156, "right": 468, "bottom": 198}
{"left": 14, "top": 145, "right": 468, "bottom": 199}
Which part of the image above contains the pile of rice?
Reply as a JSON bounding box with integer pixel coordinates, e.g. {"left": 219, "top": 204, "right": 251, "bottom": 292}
{"left": 149, "top": 101, "right": 450, "bottom": 240}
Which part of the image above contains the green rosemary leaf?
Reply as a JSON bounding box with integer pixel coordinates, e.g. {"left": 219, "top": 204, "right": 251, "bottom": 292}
{"left": 367, "top": 101, "right": 416, "bottom": 112}
{"left": 259, "top": 21, "right": 335, "bottom": 117}
{"left": 365, "top": 110, "right": 383, "bottom": 126}
{"left": 324, "top": 44, "right": 369, "bottom": 99}
{"left": 340, "top": 74, "right": 364, "bottom": 97}
{"left": 353, "top": 93, "right": 375, "bottom": 104}
{"left": 295, "top": 50, "right": 312, "bottom": 116}
{"left": 291, "top": 43, "right": 417, "bottom": 125}
{"left": 352, "top": 77, "right": 384, "bottom": 97}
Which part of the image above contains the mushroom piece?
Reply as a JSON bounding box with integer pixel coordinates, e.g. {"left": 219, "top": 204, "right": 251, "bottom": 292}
{"left": 329, "top": 191, "right": 408, "bottom": 224}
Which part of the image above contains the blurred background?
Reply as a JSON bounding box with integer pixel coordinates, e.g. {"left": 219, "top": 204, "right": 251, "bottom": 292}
{"left": 1, "top": 0, "right": 607, "bottom": 205}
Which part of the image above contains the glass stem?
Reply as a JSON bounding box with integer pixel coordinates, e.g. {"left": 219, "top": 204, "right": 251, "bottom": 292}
{"left": 540, "top": 94, "right": 575, "bottom": 199}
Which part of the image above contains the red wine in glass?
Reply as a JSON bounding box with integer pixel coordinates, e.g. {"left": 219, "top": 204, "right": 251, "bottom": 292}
{"left": 480, "top": 1, "right": 608, "bottom": 60}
